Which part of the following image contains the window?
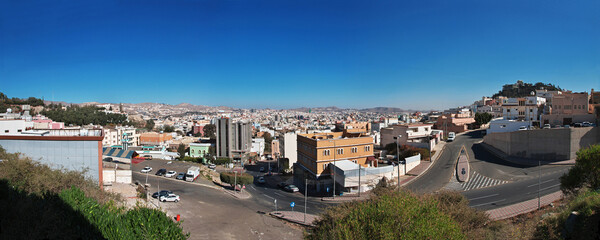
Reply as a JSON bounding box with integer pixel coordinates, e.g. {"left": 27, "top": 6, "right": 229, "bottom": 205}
{"left": 530, "top": 109, "right": 533, "bottom": 112}
{"left": 4, "top": 130, "right": 8, "bottom": 133}
{"left": 323, "top": 163, "right": 330, "bottom": 170}
{"left": 323, "top": 149, "right": 330, "bottom": 156}
{"left": 365, "top": 146, "right": 371, "bottom": 152}
{"left": 17, "top": 129, "right": 22, "bottom": 132}
{"left": 336, "top": 148, "right": 343, "bottom": 155}
{"left": 352, "top": 160, "right": 357, "bottom": 164}
{"left": 191, "top": 149, "right": 195, "bottom": 153}
{"left": 351, "top": 147, "right": 357, "bottom": 153}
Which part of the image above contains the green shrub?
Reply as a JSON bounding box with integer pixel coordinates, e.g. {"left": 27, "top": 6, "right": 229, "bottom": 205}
{"left": 535, "top": 189, "right": 600, "bottom": 239}
{"left": 181, "top": 156, "right": 202, "bottom": 163}
{"left": 219, "top": 171, "right": 253, "bottom": 186}
{"left": 307, "top": 190, "right": 465, "bottom": 240}
{"left": 214, "top": 157, "right": 231, "bottom": 165}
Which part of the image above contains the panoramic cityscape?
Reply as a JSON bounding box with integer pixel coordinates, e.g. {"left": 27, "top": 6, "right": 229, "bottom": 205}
{"left": 1, "top": 1, "right": 599, "bottom": 240}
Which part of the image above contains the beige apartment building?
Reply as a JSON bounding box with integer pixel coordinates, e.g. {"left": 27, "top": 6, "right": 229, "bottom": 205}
{"left": 296, "top": 131, "right": 374, "bottom": 177}
{"left": 543, "top": 91, "right": 594, "bottom": 125}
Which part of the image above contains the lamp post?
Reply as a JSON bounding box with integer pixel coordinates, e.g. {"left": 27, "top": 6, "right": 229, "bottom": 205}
{"left": 538, "top": 159, "right": 541, "bottom": 209}
{"left": 304, "top": 178, "right": 308, "bottom": 223}
{"left": 393, "top": 135, "right": 402, "bottom": 191}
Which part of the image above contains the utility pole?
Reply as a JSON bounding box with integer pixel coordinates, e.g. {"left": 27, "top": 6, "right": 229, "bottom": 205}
{"left": 538, "top": 159, "right": 541, "bottom": 209}
{"left": 304, "top": 178, "right": 308, "bottom": 223}
{"left": 358, "top": 164, "right": 361, "bottom": 197}
{"left": 234, "top": 171, "right": 238, "bottom": 194}
{"left": 394, "top": 135, "right": 402, "bottom": 191}
{"left": 332, "top": 140, "right": 337, "bottom": 199}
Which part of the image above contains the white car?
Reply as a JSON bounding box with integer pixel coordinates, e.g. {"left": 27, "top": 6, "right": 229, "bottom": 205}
{"left": 160, "top": 193, "right": 180, "bottom": 202}
{"left": 447, "top": 132, "right": 455, "bottom": 141}
{"left": 165, "top": 170, "right": 176, "bottom": 178}
{"left": 141, "top": 167, "right": 152, "bottom": 173}
{"left": 518, "top": 126, "right": 528, "bottom": 131}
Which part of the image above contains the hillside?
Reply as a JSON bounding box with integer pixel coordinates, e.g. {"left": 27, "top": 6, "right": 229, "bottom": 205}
{"left": 492, "top": 80, "right": 562, "bottom": 98}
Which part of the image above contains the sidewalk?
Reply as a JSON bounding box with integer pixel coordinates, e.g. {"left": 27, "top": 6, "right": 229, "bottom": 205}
{"left": 399, "top": 140, "right": 447, "bottom": 186}
{"left": 270, "top": 211, "right": 318, "bottom": 227}
{"left": 479, "top": 142, "right": 575, "bottom": 166}
{"left": 321, "top": 192, "right": 370, "bottom": 202}
{"left": 486, "top": 191, "right": 563, "bottom": 220}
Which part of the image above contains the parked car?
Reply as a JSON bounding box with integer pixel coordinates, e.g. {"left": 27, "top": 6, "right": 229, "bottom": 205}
{"left": 141, "top": 167, "right": 152, "bottom": 173}
{"left": 160, "top": 193, "right": 180, "bottom": 202}
{"left": 103, "top": 157, "right": 113, "bottom": 162}
{"left": 152, "top": 190, "right": 173, "bottom": 198}
{"left": 208, "top": 164, "right": 216, "bottom": 169}
{"left": 518, "top": 126, "right": 528, "bottom": 131}
{"left": 257, "top": 176, "right": 266, "bottom": 184}
{"left": 582, "top": 122, "right": 593, "bottom": 127}
{"left": 155, "top": 168, "right": 167, "bottom": 176}
{"left": 277, "top": 182, "right": 287, "bottom": 188}
{"left": 447, "top": 132, "right": 455, "bottom": 141}
{"left": 176, "top": 172, "right": 186, "bottom": 180}
{"left": 143, "top": 155, "right": 153, "bottom": 160}
{"left": 543, "top": 124, "right": 551, "bottom": 129}
{"left": 259, "top": 167, "right": 265, "bottom": 172}
{"left": 573, "top": 123, "right": 583, "bottom": 128}
{"left": 284, "top": 184, "right": 299, "bottom": 193}
{"left": 165, "top": 170, "right": 176, "bottom": 178}
{"left": 564, "top": 125, "right": 571, "bottom": 128}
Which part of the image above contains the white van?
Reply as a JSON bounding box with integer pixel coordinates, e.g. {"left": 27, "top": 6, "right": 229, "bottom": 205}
{"left": 447, "top": 132, "right": 456, "bottom": 142}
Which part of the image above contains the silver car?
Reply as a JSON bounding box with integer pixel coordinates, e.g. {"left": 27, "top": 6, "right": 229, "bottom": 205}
{"left": 160, "top": 193, "right": 180, "bottom": 202}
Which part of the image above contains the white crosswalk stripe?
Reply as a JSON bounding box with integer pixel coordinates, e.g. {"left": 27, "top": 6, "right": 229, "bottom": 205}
{"left": 462, "top": 171, "right": 509, "bottom": 191}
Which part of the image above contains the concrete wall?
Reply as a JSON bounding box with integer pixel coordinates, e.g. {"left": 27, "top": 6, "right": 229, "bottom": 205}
{"left": 103, "top": 169, "right": 132, "bottom": 184}
{"left": 484, "top": 127, "right": 600, "bottom": 160}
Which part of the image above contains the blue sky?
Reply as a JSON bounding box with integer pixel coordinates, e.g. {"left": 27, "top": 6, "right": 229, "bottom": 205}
{"left": 1, "top": 0, "right": 598, "bottom": 110}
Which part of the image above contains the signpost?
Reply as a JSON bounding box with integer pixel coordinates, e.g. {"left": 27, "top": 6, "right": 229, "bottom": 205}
{"left": 290, "top": 201, "right": 295, "bottom": 212}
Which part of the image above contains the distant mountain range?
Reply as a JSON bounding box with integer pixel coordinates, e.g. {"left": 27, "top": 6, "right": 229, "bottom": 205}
{"left": 288, "top": 106, "right": 432, "bottom": 113}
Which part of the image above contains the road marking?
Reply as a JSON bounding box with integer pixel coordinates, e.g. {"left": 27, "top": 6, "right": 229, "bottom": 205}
{"left": 262, "top": 194, "right": 275, "bottom": 200}
{"left": 527, "top": 179, "right": 554, "bottom": 187}
{"left": 273, "top": 192, "right": 286, "bottom": 197}
{"left": 539, "top": 183, "right": 561, "bottom": 192}
{"left": 470, "top": 193, "right": 499, "bottom": 201}
{"left": 462, "top": 171, "right": 509, "bottom": 191}
{"left": 472, "top": 199, "right": 506, "bottom": 207}
{"left": 250, "top": 185, "right": 257, "bottom": 191}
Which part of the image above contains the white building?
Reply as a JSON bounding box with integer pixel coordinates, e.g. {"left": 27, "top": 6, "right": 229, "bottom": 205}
{"left": 251, "top": 138, "right": 265, "bottom": 157}
{"left": 487, "top": 118, "right": 534, "bottom": 134}
{"left": 380, "top": 123, "right": 443, "bottom": 150}
{"left": 277, "top": 132, "right": 297, "bottom": 169}
{"left": 501, "top": 96, "right": 546, "bottom": 122}
{"left": 0, "top": 119, "right": 34, "bottom": 135}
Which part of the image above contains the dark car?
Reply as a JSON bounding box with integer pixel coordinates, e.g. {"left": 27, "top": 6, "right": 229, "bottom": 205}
{"left": 176, "top": 172, "right": 186, "bottom": 180}
{"left": 152, "top": 190, "right": 173, "bottom": 198}
{"left": 103, "top": 157, "right": 113, "bottom": 162}
{"left": 155, "top": 168, "right": 167, "bottom": 176}
{"left": 277, "top": 182, "right": 287, "bottom": 188}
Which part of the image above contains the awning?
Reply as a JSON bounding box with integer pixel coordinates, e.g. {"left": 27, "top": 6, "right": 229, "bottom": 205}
{"left": 102, "top": 147, "right": 139, "bottom": 159}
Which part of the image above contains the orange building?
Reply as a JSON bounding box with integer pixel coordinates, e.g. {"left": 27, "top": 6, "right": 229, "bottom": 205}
{"left": 296, "top": 131, "right": 374, "bottom": 176}
{"left": 140, "top": 132, "right": 172, "bottom": 145}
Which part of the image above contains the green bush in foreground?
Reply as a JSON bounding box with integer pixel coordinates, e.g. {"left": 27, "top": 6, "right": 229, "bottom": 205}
{"left": 60, "top": 187, "right": 188, "bottom": 239}
{"left": 307, "top": 190, "right": 465, "bottom": 240}
{"left": 536, "top": 189, "right": 600, "bottom": 239}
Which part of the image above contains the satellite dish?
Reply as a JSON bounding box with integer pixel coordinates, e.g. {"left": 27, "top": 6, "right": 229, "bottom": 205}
{"left": 7, "top": 108, "right": 12, "bottom": 113}
{"left": 531, "top": 91, "right": 535, "bottom": 96}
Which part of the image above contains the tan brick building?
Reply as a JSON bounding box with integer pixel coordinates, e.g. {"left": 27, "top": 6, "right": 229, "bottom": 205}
{"left": 294, "top": 131, "right": 375, "bottom": 193}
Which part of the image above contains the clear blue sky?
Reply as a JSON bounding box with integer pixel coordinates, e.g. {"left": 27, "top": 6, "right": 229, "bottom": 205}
{"left": 1, "top": 0, "right": 598, "bottom": 110}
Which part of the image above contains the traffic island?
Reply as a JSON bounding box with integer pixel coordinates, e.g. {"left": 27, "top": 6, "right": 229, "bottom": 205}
{"left": 269, "top": 211, "right": 318, "bottom": 227}
{"left": 456, "top": 145, "right": 470, "bottom": 182}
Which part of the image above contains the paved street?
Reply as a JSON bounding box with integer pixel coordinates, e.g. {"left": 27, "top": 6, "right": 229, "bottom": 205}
{"left": 404, "top": 129, "right": 572, "bottom": 210}
{"left": 132, "top": 160, "right": 304, "bottom": 240}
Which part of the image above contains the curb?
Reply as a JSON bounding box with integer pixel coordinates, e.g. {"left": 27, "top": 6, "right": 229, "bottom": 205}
{"left": 486, "top": 191, "right": 563, "bottom": 220}
{"left": 400, "top": 143, "right": 447, "bottom": 186}
{"left": 269, "top": 211, "right": 316, "bottom": 227}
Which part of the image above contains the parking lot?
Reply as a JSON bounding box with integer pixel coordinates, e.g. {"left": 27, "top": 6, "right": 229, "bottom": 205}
{"left": 132, "top": 159, "right": 304, "bottom": 240}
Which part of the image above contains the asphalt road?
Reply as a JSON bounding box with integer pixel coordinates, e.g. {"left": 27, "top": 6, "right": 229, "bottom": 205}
{"left": 132, "top": 170, "right": 303, "bottom": 240}
{"left": 244, "top": 161, "right": 337, "bottom": 215}
{"left": 403, "top": 130, "right": 572, "bottom": 210}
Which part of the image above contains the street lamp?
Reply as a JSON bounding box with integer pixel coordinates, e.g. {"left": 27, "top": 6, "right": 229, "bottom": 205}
{"left": 393, "top": 135, "right": 402, "bottom": 191}
{"left": 538, "top": 159, "right": 541, "bottom": 209}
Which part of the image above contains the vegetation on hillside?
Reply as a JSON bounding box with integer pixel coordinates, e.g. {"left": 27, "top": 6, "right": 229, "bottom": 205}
{"left": 492, "top": 81, "right": 562, "bottom": 98}
{"left": 383, "top": 143, "right": 430, "bottom": 160}
{"left": 474, "top": 112, "right": 493, "bottom": 126}
{"left": 0, "top": 146, "right": 188, "bottom": 239}
{"left": 41, "top": 104, "right": 129, "bottom": 126}
{"left": 0, "top": 91, "right": 45, "bottom": 113}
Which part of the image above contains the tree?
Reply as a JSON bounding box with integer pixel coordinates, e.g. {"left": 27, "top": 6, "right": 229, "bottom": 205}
{"left": 560, "top": 144, "right": 600, "bottom": 195}
{"left": 162, "top": 125, "right": 175, "bottom": 133}
{"left": 219, "top": 171, "right": 254, "bottom": 186}
{"left": 263, "top": 132, "right": 273, "bottom": 153}
{"left": 177, "top": 143, "right": 186, "bottom": 159}
{"left": 145, "top": 119, "right": 155, "bottom": 131}
{"left": 203, "top": 124, "right": 216, "bottom": 139}
{"left": 474, "top": 112, "right": 493, "bottom": 126}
